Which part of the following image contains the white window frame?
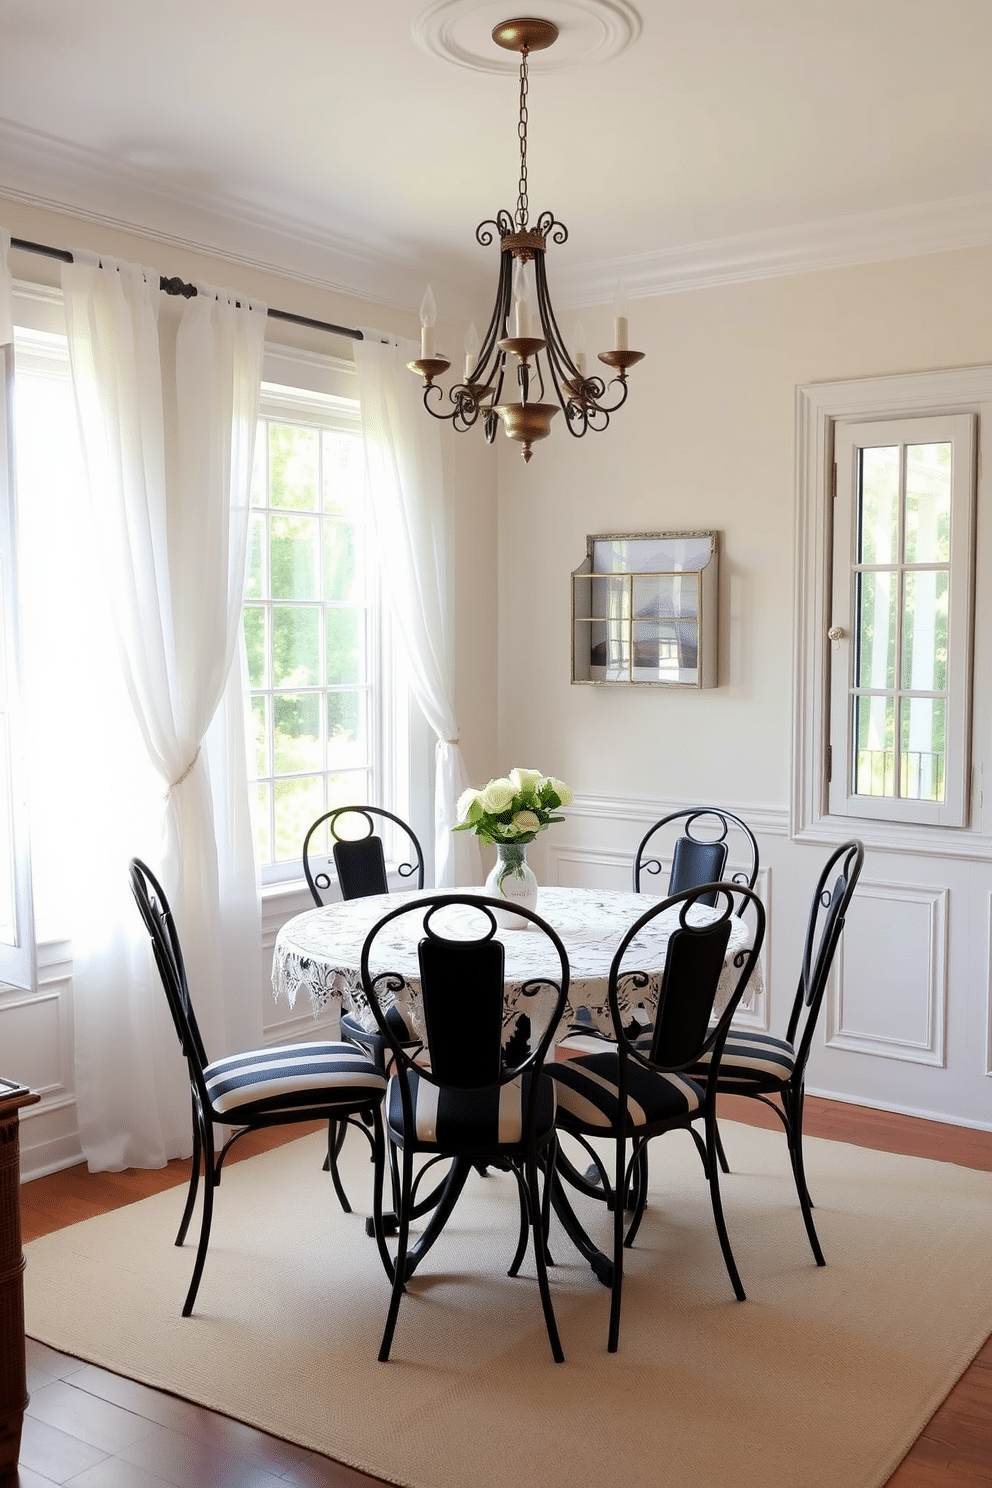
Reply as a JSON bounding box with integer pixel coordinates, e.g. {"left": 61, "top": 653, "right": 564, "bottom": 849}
{"left": 828, "top": 412, "right": 975, "bottom": 827}
{"left": 793, "top": 366, "right": 992, "bottom": 858}
{"left": 0, "top": 341, "right": 35, "bottom": 989}
{"left": 252, "top": 345, "right": 428, "bottom": 888}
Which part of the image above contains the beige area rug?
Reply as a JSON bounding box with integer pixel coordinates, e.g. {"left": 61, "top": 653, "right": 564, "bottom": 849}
{"left": 23, "top": 1121, "right": 992, "bottom": 1488}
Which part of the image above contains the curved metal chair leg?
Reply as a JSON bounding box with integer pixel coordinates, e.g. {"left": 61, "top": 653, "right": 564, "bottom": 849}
{"left": 557, "top": 1136, "right": 611, "bottom": 1200}
{"left": 182, "top": 1120, "right": 216, "bottom": 1317}
{"left": 369, "top": 1108, "right": 395, "bottom": 1283}
{"left": 688, "top": 1124, "right": 711, "bottom": 1178}
{"left": 787, "top": 1088, "right": 825, "bottom": 1265}
{"left": 540, "top": 1141, "right": 556, "bottom": 1266}
{"left": 705, "top": 1111, "right": 745, "bottom": 1301}
{"left": 623, "top": 1142, "right": 651, "bottom": 1249}
{"left": 714, "top": 1121, "right": 730, "bottom": 1174}
{"left": 526, "top": 1145, "right": 564, "bottom": 1362}
{"left": 323, "top": 1117, "right": 352, "bottom": 1213}
{"left": 176, "top": 1112, "right": 201, "bottom": 1246}
{"left": 507, "top": 1162, "right": 530, "bottom": 1277}
{"left": 607, "top": 1135, "right": 627, "bottom": 1353}
{"left": 378, "top": 1145, "right": 415, "bottom": 1362}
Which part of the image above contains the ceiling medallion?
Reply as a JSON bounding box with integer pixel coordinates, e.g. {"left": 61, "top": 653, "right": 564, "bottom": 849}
{"left": 414, "top": 0, "right": 642, "bottom": 74}
{"left": 407, "top": 15, "right": 644, "bottom": 463}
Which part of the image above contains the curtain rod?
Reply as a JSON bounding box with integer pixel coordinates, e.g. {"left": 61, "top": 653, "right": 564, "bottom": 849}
{"left": 9, "top": 236, "right": 364, "bottom": 342}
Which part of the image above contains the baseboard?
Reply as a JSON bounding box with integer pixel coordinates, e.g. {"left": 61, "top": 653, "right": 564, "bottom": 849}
{"left": 805, "top": 1082, "right": 992, "bottom": 1134}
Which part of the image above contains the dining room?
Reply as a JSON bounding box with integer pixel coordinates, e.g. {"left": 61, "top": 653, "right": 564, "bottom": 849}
{"left": 2, "top": 2, "right": 992, "bottom": 1485}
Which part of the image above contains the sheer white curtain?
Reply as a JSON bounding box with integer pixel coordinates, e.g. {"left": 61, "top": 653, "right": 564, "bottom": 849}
{"left": 61, "top": 257, "right": 266, "bottom": 1170}
{"left": 354, "top": 332, "right": 481, "bottom": 887}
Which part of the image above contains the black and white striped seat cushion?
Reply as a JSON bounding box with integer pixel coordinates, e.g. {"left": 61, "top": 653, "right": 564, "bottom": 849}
{"left": 690, "top": 1029, "right": 796, "bottom": 1087}
{"left": 204, "top": 1042, "right": 386, "bottom": 1119}
{"left": 549, "top": 1053, "right": 703, "bottom": 1131}
{"left": 386, "top": 1069, "right": 556, "bottom": 1148}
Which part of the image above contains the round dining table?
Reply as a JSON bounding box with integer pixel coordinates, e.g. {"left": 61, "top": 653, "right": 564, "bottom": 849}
{"left": 271, "top": 883, "right": 761, "bottom": 1046}
{"left": 272, "top": 883, "right": 762, "bottom": 1287}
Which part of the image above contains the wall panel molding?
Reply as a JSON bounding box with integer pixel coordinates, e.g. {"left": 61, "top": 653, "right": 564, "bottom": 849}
{"left": 569, "top": 792, "right": 789, "bottom": 838}
{"left": 825, "top": 880, "right": 947, "bottom": 1066}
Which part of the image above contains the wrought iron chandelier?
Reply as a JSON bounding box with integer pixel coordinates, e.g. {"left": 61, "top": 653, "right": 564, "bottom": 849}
{"left": 407, "top": 16, "right": 644, "bottom": 463}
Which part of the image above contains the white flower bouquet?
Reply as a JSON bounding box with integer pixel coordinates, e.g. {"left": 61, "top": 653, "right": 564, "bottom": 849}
{"left": 454, "top": 767, "right": 573, "bottom": 846}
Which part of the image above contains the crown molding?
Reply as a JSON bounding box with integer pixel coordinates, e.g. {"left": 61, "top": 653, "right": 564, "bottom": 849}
{"left": 559, "top": 191, "right": 992, "bottom": 306}
{"left": 0, "top": 118, "right": 485, "bottom": 322}
{"left": 4, "top": 117, "right": 992, "bottom": 319}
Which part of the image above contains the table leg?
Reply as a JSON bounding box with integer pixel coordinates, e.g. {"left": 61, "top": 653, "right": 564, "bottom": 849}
{"left": 544, "top": 1145, "right": 613, "bottom": 1288}
{"left": 399, "top": 1157, "right": 473, "bottom": 1281}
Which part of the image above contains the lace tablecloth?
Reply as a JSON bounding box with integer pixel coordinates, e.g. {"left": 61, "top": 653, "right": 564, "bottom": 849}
{"left": 271, "top": 886, "right": 760, "bottom": 1045}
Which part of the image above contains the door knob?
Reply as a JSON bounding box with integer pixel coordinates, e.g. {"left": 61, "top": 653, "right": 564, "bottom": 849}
{"left": 827, "top": 626, "right": 845, "bottom": 641}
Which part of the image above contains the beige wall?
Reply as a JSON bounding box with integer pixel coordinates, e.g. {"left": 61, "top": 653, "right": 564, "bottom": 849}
{"left": 495, "top": 246, "right": 992, "bottom": 813}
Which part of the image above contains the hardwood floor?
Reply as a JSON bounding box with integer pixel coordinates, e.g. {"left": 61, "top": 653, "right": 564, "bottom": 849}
{"left": 15, "top": 1098, "right": 992, "bottom": 1487}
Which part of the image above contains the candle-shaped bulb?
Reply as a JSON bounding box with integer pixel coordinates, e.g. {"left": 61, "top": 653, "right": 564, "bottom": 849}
{"left": 513, "top": 259, "right": 531, "bottom": 338}
{"left": 420, "top": 285, "right": 437, "bottom": 360}
{"left": 464, "top": 322, "right": 480, "bottom": 381}
{"left": 613, "top": 280, "right": 629, "bottom": 352}
{"left": 572, "top": 320, "right": 587, "bottom": 376}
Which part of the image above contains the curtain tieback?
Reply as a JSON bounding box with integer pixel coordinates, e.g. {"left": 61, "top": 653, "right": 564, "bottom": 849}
{"left": 166, "top": 746, "right": 201, "bottom": 797}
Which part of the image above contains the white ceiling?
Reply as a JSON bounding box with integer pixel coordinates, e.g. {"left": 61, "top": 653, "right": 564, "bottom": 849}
{"left": 2, "top": 0, "right": 991, "bottom": 318}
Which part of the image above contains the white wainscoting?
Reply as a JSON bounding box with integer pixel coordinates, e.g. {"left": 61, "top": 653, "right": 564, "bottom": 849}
{"left": 4, "top": 938, "right": 83, "bottom": 1180}
{"left": 825, "top": 880, "right": 948, "bottom": 1067}
{"left": 548, "top": 792, "right": 992, "bottom": 1131}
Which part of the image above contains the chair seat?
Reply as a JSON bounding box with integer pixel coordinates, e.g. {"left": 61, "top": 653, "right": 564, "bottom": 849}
{"left": 386, "top": 1067, "right": 556, "bottom": 1148}
{"left": 204, "top": 1041, "right": 386, "bottom": 1119}
{"left": 690, "top": 1029, "right": 796, "bottom": 1087}
{"left": 342, "top": 1005, "right": 420, "bottom": 1056}
{"left": 550, "top": 1052, "right": 703, "bottom": 1130}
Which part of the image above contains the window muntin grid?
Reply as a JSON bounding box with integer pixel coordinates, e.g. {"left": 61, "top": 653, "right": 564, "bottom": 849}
{"left": 851, "top": 441, "right": 950, "bottom": 804}
{"left": 244, "top": 402, "right": 377, "bottom": 868}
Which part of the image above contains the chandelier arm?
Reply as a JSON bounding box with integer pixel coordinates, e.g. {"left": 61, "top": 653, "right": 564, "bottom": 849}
{"left": 533, "top": 210, "right": 568, "bottom": 247}
{"left": 475, "top": 243, "right": 515, "bottom": 371}
{"left": 533, "top": 254, "right": 581, "bottom": 382}
{"left": 421, "top": 382, "right": 477, "bottom": 426}
{"left": 585, "top": 375, "right": 632, "bottom": 417}
{"left": 477, "top": 211, "right": 515, "bottom": 248}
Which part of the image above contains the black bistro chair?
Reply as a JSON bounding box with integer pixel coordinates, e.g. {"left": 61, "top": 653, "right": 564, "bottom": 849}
{"left": 361, "top": 893, "right": 571, "bottom": 1363}
{"left": 303, "top": 805, "right": 424, "bottom": 906}
{"left": 129, "top": 858, "right": 388, "bottom": 1316}
{"left": 302, "top": 806, "right": 425, "bottom": 1208}
{"left": 632, "top": 806, "right": 759, "bottom": 909}
{"left": 690, "top": 839, "right": 864, "bottom": 1266}
{"left": 550, "top": 883, "right": 765, "bottom": 1352}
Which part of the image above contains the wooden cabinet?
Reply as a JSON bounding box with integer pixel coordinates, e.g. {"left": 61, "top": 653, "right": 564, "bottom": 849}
{"left": 0, "top": 1078, "right": 39, "bottom": 1485}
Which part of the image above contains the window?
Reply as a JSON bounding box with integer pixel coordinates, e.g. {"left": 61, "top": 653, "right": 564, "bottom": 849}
{"left": 828, "top": 415, "right": 975, "bottom": 826}
{"left": 245, "top": 370, "right": 415, "bottom": 882}
{"left": 0, "top": 341, "right": 34, "bottom": 988}
{"left": 794, "top": 368, "right": 989, "bottom": 849}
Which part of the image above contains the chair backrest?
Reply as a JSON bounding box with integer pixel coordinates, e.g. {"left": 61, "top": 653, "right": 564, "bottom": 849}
{"left": 128, "top": 858, "right": 209, "bottom": 1085}
{"left": 785, "top": 839, "right": 864, "bottom": 1075}
{"left": 632, "top": 807, "right": 759, "bottom": 911}
{"left": 303, "top": 806, "right": 425, "bottom": 905}
{"left": 609, "top": 883, "right": 765, "bottom": 1080}
{"left": 360, "top": 894, "right": 570, "bottom": 1101}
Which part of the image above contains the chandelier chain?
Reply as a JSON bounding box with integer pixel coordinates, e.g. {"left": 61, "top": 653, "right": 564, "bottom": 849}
{"left": 516, "top": 48, "right": 529, "bottom": 229}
